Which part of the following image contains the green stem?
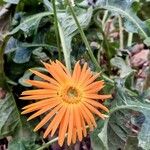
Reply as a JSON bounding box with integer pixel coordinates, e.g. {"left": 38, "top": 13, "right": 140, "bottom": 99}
{"left": 37, "top": 137, "right": 59, "bottom": 150}
{"left": 102, "top": 10, "right": 108, "bottom": 29}
{"left": 143, "top": 52, "right": 150, "bottom": 91}
{"left": 101, "top": 6, "right": 148, "bottom": 38}
{"left": 52, "top": 0, "right": 62, "bottom": 61}
{"left": 94, "top": 12, "right": 111, "bottom": 72}
{"left": 67, "top": 2, "right": 114, "bottom": 84}
{"left": 102, "top": 74, "right": 114, "bottom": 85}
{"left": 0, "top": 51, "right": 5, "bottom": 87}
{"left": 127, "top": 32, "right": 133, "bottom": 47}
{"left": 58, "top": 23, "right": 71, "bottom": 71}
{"left": 37, "top": 125, "right": 90, "bottom": 150}
{"left": 66, "top": 0, "right": 101, "bottom": 71}
{"left": 0, "top": 37, "right": 8, "bottom": 88}
{"left": 118, "top": 15, "right": 124, "bottom": 49}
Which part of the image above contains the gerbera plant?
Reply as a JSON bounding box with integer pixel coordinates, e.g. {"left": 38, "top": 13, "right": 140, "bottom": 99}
{"left": 1, "top": 0, "right": 150, "bottom": 149}
{"left": 20, "top": 60, "right": 111, "bottom": 146}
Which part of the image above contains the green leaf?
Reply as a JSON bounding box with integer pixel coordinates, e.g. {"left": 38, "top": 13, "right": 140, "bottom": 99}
{"left": 3, "top": 0, "right": 19, "bottom": 4}
{"left": 96, "top": 0, "right": 149, "bottom": 38}
{"left": 0, "top": 90, "right": 40, "bottom": 149}
{"left": 58, "top": 7, "right": 93, "bottom": 70}
{"left": 19, "top": 67, "right": 48, "bottom": 87}
{"left": 8, "top": 139, "right": 40, "bottom": 150}
{"left": 0, "top": 91, "right": 39, "bottom": 145}
{"left": 124, "top": 136, "right": 141, "bottom": 150}
{"left": 91, "top": 121, "right": 105, "bottom": 150}
{"left": 0, "top": 92, "right": 20, "bottom": 138}
{"left": 13, "top": 47, "right": 32, "bottom": 63}
{"left": 138, "top": 112, "right": 150, "bottom": 150}
{"left": 144, "top": 37, "right": 150, "bottom": 47}
{"left": 111, "top": 56, "right": 133, "bottom": 78}
{"left": 5, "top": 37, "right": 52, "bottom": 54}
{"left": 5, "top": 37, "right": 53, "bottom": 63}
{"left": 98, "top": 120, "right": 109, "bottom": 150}
{"left": 123, "top": 18, "right": 138, "bottom": 33}
{"left": 7, "top": 12, "right": 52, "bottom": 36}
{"left": 123, "top": 1, "right": 142, "bottom": 33}
{"left": 43, "top": 0, "right": 53, "bottom": 12}
{"left": 97, "top": 86, "right": 150, "bottom": 150}
{"left": 32, "top": 47, "right": 49, "bottom": 61}
{"left": 8, "top": 115, "right": 40, "bottom": 150}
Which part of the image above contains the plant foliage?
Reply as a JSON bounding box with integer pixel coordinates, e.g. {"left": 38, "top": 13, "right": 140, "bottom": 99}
{"left": 1, "top": 0, "right": 150, "bottom": 149}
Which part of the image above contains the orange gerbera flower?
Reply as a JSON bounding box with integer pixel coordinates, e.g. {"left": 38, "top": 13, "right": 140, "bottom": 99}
{"left": 20, "top": 60, "right": 111, "bottom": 146}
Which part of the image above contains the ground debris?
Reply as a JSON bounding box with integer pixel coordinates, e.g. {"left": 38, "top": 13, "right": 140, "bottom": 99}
{"left": 0, "top": 88, "right": 6, "bottom": 99}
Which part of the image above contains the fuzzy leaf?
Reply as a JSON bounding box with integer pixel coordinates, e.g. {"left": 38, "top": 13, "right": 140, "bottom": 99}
{"left": 3, "top": 0, "right": 19, "bottom": 4}
{"left": 43, "top": 0, "right": 53, "bottom": 12}
{"left": 32, "top": 47, "right": 49, "bottom": 61}
{"left": 124, "top": 136, "right": 141, "bottom": 150}
{"left": 91, "top": 121, "right": 105, "bottom": 150}
{"left": 19, "top": 67, "right": 48, "bottom": 87}
{"left": 5, "top": 37, "right": 52, "bottom": 54}
{"left": 58, "top": 6, "right": 93, "bottom": 69}
{"left": 96, "top": 0, "right": 150, "bottom": 38}
{"left": 97, "top": 86, "right": 150, "bottom": 150}
{"left": 8, "top": 12, "right": 52, "bottom": 36}
{"left": 8, "top": 139, "right": 40, "bottom": 150}
{"left": 13, "top": 47, "right": 32, "bottom": 63}
{"left": 0, "top": 91, "right": 38, "bottom": 143}
{"left": 111, "top": 56, "right": 133, "bottom": 78}
{"left": 8, "top": 116, "right": 40, "bottom": 150}
{"left": 138, "top": 112, "right": 150, "bottom": 150}
{"left": 0, "top": 93, "right": 20, "bottom": 138}
{"left": 0, "top": 91, "right": 40, "bottom": 149}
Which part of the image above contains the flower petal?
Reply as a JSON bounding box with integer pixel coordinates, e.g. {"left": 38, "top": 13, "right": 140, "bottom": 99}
{"left": 79, "top": 106, "right": 93, "bottom": 131}
{"left": 83, "top": 98, "right": 109, "bottom": 112}
{"left": 84, "top": 93, "right": 112, "bottom": 100}
{"left": 80, "top": 112, "right": 87, "bottom": 137}
{"left": 82, "top": 73, "right": 100, "bottom": 87}
{"left": 20, "top": 94, "right": 57, "bottom": 100}
{"left": 83, "top": 102, "right": 107, "bottom": 120}
{"left": 67, "top": 105, "right": 74, "bottom": 145}
{"left": 42, "top": 62, "right": 68, "bottom": 84}
{"left": 58, "top": 106, "right": 70, "bottom": 146}
{"left": 43, "top": 106, "right": 66, "bottom": 138}
{"left": 84, "top": 81, "right": 104, "bottom": 93}
{"left": 72, "top": 127, "right": 77, "bottom": 144}
{"left": 56, "top": 60, "right": 71, "bottom": 77}
{"left": 24, "top": 80, "right": 55, "bottom": 89}
{"left": 22, "top": 100, "right": 60, "bottom": 115}
{"left": 74, "top": 104, "right": 83, "bottom": 141}
{"left": 34, "top": 104, "right": 63, "bottom": 131}
{"left": 72, "top": 61, "right": 81, "bottom": 85}
{"left": 22, "top": 98, "right": 59, "bottom": 109}
{"left": 80, "top": 103, "right": 97, "bottom": 128}
{"left": 30, "top": 69, "right": 60, "bottom": 86}
{"left": 27, "top": 106, "right": 54, "bottom": 120}
{"left": 21, "top": 89, "right": 57, "bottom": 96}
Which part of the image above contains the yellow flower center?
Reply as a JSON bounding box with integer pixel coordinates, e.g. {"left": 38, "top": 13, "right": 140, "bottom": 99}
{"left": 59, "top": 86, "right": 82, "bottom": 104}
{"left": 67, "top": 87, "right": 78, "bottom": 98}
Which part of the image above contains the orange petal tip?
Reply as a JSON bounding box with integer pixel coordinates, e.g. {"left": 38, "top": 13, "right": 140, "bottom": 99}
{"left": 103, "top": 114, "right": 109, "bottom": 118}
{"left": 21, "top": 111, "right": 26, "bottom": 115}
{"left": 19, "top": 97, "right": 27, "bottom": 100}
{"left": 27, "top": 117, "right": 33, "bottom": 121}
